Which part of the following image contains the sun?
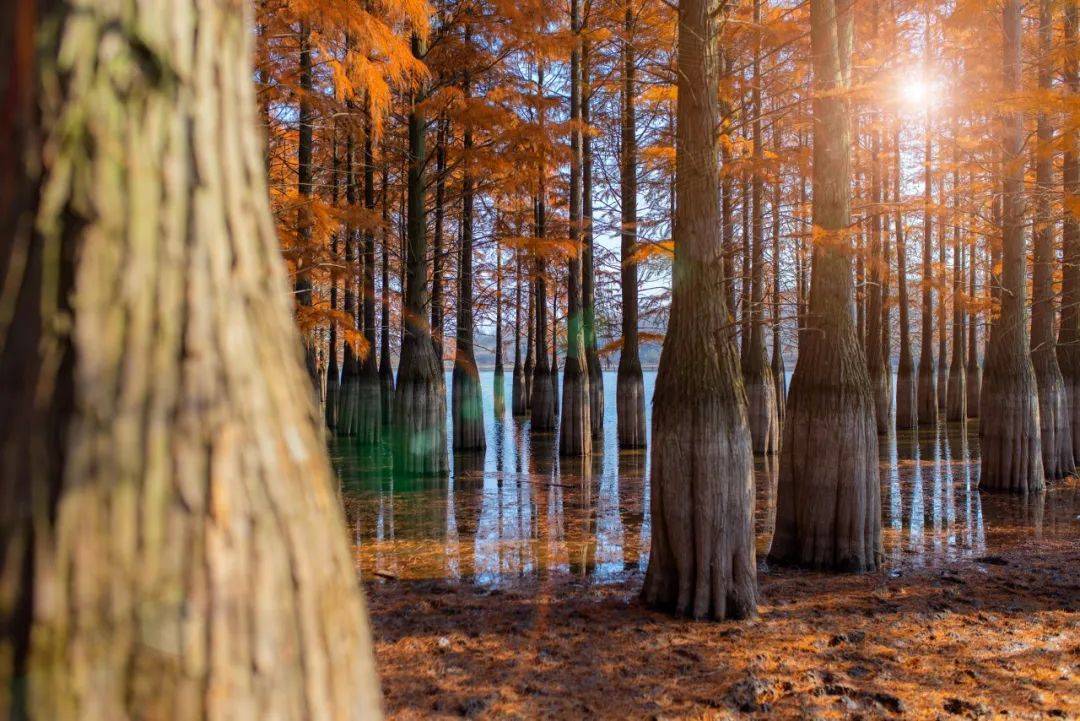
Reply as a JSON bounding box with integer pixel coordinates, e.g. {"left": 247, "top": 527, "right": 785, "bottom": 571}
{"left": 899, "top": 76, "right": 938, "bottom": 108}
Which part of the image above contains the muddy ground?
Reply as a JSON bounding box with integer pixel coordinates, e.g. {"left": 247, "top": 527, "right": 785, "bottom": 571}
{"left": 366, "top": 535, "right": 1078, "bottom": 720}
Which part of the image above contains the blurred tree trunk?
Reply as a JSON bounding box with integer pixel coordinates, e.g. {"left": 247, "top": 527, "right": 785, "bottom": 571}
{"left": 0, "top": 0, "right": 381, "bottom": 716}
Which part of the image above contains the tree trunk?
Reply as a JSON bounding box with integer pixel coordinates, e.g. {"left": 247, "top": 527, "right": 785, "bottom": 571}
{"left": 452, "top": 61, "right": 486, "bottom": 453}
{"left": 866, "top": 100, "right": 888, "bottom": 433}
{"left": 394, "top": 34, "right": 449, "bottom": 476}
{"left": 979, "top": 0, "right": 1044, "bottom": 493}
{"left": 582, "top": 32, "right": 604, "bottom": 440}
{"left": 432, "top": 116, "right": 447, "bottom": 363}
{"left": 513, "top": 247, "right": 529, "bottom": 416}
{"left": 894, "top": 125, "right": 918, "bottom": 430}
{"left": 296, "top": 23, "right": 320, "bottom": 391}
{"left": 356, "top": 95, "right": 382, "bottom": 443}
{"left": 769, "top": 0, "right": 881, "bottom": 572}
{"left": 1058, "top": 0, "right": 1080, "bottom": 464}
{"left": 946, "top": 155, "right": 967, "bottom": 422}
{"left": 494, "top": 236, "right": 506, "bottom": 417}
{"left": 937, "top": 185, "right": 949, "bottom": 412}
{"left": 642, "top": 0, "right": 756, "bottom": 621}
{"left": 560, "top": 0, "right": 592, "bottom": 457}
{"left": 530, "top": 63, "right": 556, "bottom": 433}
{"left": 1032, "top": 0, "right": 1073, "bottom": 477}
{"left": 0, "top": 0, "right": 382, "bottom": 715}
{"left": 379, "top": 165, "right": 396, "bottom": 426}
{"left": 617, "top": 0, "right": 647, "bottom": 449}
{"left": 326, "top": 134, "right": 342, "bottom": 431}
{"left": 966, "top": 234, "right": 981, "bottom": 417}
{"left": 917, "top": 105, "right": 938, "bottom": 426}
{"left": 744, "top": 0, "right": 780, "bottom": 455}
{"left": 338, "top": 129, "right": 362, "bottom": 436}
{"left": 771, "top": 126, "right": 787, "bottom": 424}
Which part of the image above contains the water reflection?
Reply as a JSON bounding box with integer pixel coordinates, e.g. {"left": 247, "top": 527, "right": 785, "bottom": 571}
{"left": 335, "top": 371, "right": 1080, "bottom": 586}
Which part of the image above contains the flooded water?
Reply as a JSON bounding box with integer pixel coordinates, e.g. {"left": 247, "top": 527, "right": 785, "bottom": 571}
{"left": 335, "top": 370, "right": 1080, "bottom": 586}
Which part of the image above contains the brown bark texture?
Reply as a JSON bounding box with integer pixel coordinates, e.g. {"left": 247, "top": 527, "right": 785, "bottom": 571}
{"left": 769, "top": 0, "right": 882, "bottom": 573}
{"left": 641, "top": 0, "right": 757, "bottom": 621}
{"left": 0, "top": 0, "right": 382, "bottom": 717}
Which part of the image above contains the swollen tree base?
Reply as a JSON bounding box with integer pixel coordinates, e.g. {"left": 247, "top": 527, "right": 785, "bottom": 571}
{"left": 770, "top": 367, "right": 882, "bottom": 572}
{"left": 512, "top": 366, "right": 528, "bottom": 417}
{"left": 452, "top": 360, "right": 487, "bottom": 452}
{"left": 355, "top": 371, "right": 383, "bottom": 444}
{"left": 393, "top": 345, "right": 449, "bottom": 476}
{"left": 979, "top": 364, "right": 1044, "bottom": 493}
{"left": 616, "top": 366, "right": 647, "bottom": 449}
{"left": 559, "top": 361, "right": 592, "bottom": 457}
{"left": 1033, "top": 355, "right": 1073, "bottom": 478}
{"left": 896, "top": 360, "right": 918, "bottom": 431}
{"left": 643, "top": 356, "right": 757, "bottom": 621}
{"left": 744, "top": 367, "right": 779, "bottom": 455}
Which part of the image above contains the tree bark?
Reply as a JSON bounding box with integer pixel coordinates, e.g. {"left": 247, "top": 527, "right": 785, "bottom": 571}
{"left": 1058, "top": 0, "right": 1080, "bottom": 463}
{"left": 895, "top": 124, "right": 918, "bottom": 430}
{"left": 432, "top": 116, "right": 447, "bottom": 363}
{"left": 494, "top": 235, "right": 506, "bottom": 417}
{"left": 1031, "top": 0, "right": 1073, "bottom": 477}
{"left": 356, "top": 94, "right": 382, "bottom": 443}
{"left": 617, "top": 0, "right": 647, "bottom": 449}
{"left": 745, "top": 0, "right": 780, "bottom": 455}
{"left": 769, "top": 0, "right": 882, "bottom": 572}
{"left": 642, "top": 0, "right": 757, "bottom": 621}
{"left": 0, "top": 0, "right": 382, "bottom": 716}
{"left": 979, "top": 0, "right": 1044, "bottom": 493}
{"left": 582, "top": 31, "right": 604, "bottom": 440}
{"left": 966, "top": 234, "right": 981, "bottom": 417}
{"left": 379, "top": 164, "right": 396, "bottom": 426}
{"left": 394, "top": 34, "right": 449, "bottom": 475}
{"left": 326, "top": 134, "right": 342, "bottom": 431}
{"left": 530, "top": 63, "right": 556, "bottom": 432}
{"left": 560, "top": 0, "right": 593, "bottom": 457}
{"left": 917, "top": 104, "right": 938, "bottom": 426}
{"left": 866, "top": 99, "right": 888, "bottom": 433}
{"left": 452, "top": 59, "right": 486, "bottom": 453}
{"left": 513, "top": 247, "right": 529, "bottom": 416}
{"left": 771, "top": 126, "right": 787, "bottom": 425}
{"left": 946, "top": 154, "right": 967, "bottom": 422}
{"left": 338, "top": 126, "right": 362, "bottom": 436}
{"left": 297, "top": 22, "right": 320, "bottom": 391}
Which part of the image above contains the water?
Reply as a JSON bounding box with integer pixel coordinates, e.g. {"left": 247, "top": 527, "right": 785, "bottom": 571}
{"left": 334, "top": 370, "right": 1080, "bottom": 586}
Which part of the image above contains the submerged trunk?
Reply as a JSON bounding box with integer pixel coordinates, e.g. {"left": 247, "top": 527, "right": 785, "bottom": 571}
{"left": 530, "top": 64, "right": 556, "bottom": 433}
{"left": 895, "top": 125, "right": 918, "bottom": 431}
{"left": 866, "top": 106, "right": 888, "bottom": 434}
{"left": 917, "top": 109, "right": 938, "bottom": 426}
{"left": 769, "top": 0, "right": 881, "bottom": 572}
{"left": 452, "top": 62, "right": 486, "bottom": 452}
{"left": 642, "top": 0, "right": 757, "bottom": 621}
{"left": 394, "top": 34, "right": 449, "bottom": 476}
{"left": 1032, "top": 0, "right": 1073, "bottom": 478}
{"left": 0, "top": 0, "right": 381, "bottom": 715}
{"left": 339, "top": 132, "right": 362, "bottom": 436}
{"left": 1058, "top": 0, "right": 1080, "bottom": 463}
{"left": 494, "top": 238, "right": 506, "bottom": 417}
{"left": 946, "top": 157, "right": 967, "bottom": 422}
{"left": 513, "top": 249, "right": 529, "bottom": 416}
{"left": 560, "top": 0, "right": 592, "bottom": 457}
{"left": 980, "top": 0, "right": 1044, "bottom": 493}
{"left": 744, "top": 0, "right": 779, "bottom": 455}
{"left": 356, "top": 96, "right": 382, "bottom": 443}
{"left": 617, "top": 1, "right": 647, "bottom": 449}
{"left": 582, "top": 33, "right": 604, "bottom": 440}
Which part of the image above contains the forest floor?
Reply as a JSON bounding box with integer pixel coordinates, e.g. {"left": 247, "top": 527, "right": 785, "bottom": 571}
{"left": 366, "top": 533, "right": 1079, "bottom": 720}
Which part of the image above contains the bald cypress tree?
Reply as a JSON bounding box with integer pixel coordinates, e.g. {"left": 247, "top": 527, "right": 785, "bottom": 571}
{"left": 394, "top": 34, "right": 449, "bottom": 475}
{"left": 769, "top": 0, "right": 882, "bottom": 572}
{"left": 642, "top": 0, "right": 756, "bottom": 620}
{"left": 980, "top": 0, "right": 1044, "bottom": 493}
